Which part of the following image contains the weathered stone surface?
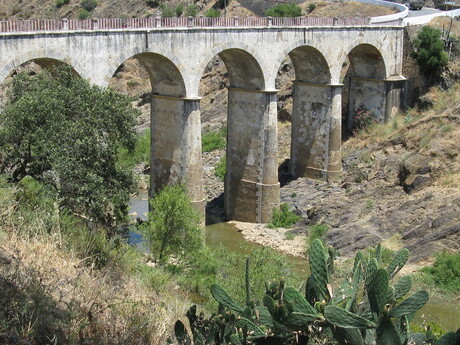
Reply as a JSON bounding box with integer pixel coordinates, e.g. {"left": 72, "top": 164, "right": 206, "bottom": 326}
{"left": 399, "top": 153, "right": 431, "bottom": 193}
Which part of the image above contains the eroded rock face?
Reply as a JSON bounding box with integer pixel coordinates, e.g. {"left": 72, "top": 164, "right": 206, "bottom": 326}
{"left": 399, "top": 153, "right": 432, "bottom": 193}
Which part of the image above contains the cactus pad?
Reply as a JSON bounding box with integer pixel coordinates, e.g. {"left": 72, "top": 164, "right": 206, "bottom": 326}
{"left": 394, "top": 276, "right": 412, "bottom": 300}
{"left": 211, "top": 284, "right": 244, "bottom": 313}
{"left": 387, "top": 248, "right": 409, "bottom": 279}
{"left": 390, "top": 290, "right": 429, "bottom": 318}
{"left": 324, "top": 305, "right": 376, "bottom": 329}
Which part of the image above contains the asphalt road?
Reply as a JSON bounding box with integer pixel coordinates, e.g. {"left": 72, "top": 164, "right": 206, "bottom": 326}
{"left": 407, "top": 7, "right": 442, "bottom": 17}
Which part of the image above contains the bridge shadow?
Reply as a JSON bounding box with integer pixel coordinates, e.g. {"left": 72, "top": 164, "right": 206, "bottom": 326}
{"left": 279, "top": 159, "right": 296, "bottom": 187}
{"left": 205, "top": 193, "right": 225, "bottom": 225}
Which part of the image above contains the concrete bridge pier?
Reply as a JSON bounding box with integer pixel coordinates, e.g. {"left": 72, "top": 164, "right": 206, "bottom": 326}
{"left": 149, "top": 95, "right": 205, "bottom": 214}
{"left": 289, "top": 82, "right": 343, "bottom": 180}
{"left": 225, "top": 88, "right": 280, "bottom": 223}
{"left": 347, "top": 77, "right": 406, "bottom": 132}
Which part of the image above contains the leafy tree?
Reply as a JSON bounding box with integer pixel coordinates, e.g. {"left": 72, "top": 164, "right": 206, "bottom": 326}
{"left": 265, "top": 3, "right": 302, "bottom": 17}
{"left": 142, "top": 184, "right": 203, "bottom": 264}
{"left": 0, "top": 65, "right": 138, "bottom": 228}
{"left": 412, "top": 26, "right": 449, "bottom": 75}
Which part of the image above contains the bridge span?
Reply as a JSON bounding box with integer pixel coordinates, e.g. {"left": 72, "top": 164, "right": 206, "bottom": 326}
{"left": 0, "top": 17, "right": 406, "bottom": 222}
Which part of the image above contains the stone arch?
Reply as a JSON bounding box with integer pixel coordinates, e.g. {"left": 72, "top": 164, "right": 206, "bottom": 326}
{"left": 110, "top": 51, "right": 186, "bottom": 98}
{"left": 341, "top": 44, "right": 389, "bottom": 131}
{"left": 341, "top": 43, "right": 386, "bottom": 80}
{"left": 193, "top": 43, "right": 268, "bottom": 96}
{"left": 0, "top": 51, "right": 86, "bottom": 84}
{"left": 288, "top": 45, "right": 332, "bottom": 84}
{"left": 278, "top": 44, "right": 340, "bottom": 180}
{"left": 274, "top": 41, "right": 333, "bottom": 85}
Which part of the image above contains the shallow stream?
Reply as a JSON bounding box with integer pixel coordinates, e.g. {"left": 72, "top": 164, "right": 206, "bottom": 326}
{"left": 129, "top": 191, "right": 459, "bottom": 331}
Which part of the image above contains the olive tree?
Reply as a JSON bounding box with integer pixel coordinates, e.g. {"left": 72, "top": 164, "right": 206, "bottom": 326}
{"left": 0, "top": 65, "right": 138, "bottom": 228}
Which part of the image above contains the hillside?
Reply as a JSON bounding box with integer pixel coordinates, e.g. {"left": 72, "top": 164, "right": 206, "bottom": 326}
{"left": 236, "top": 85, "right": 460, "bottom": 266}
{"left": 0, "top": 0, "right": 396, "bottom": 20}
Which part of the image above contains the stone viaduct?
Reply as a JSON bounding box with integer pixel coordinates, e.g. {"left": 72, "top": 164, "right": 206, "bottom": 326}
{"left": 0, "top": 17, "right": 406, "bottom": 223}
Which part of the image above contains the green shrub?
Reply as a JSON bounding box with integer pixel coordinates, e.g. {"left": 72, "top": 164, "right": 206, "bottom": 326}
{"left": 214, "top": 154, "right": 226, "bottom": 181}
{"left": 141, "top": 184, "right": 203, "bottom": 264}
{"left": 412, "top": 26, "right": 449, "bottom": 76}
{"left": 181, "top": 245, "right": 299, "bottom": 310}
{"left": 202, "top": 127, "right": 226, "bottom": 152}
{"left": 205, "top": 8, "right": 220, "bottom": 17}
{"left": 307, "top": 3, "right": 317, "bottom": 13}
{"left": 185, "top": 4, "right": 198, "bottom": 17}
{"left": 160, "top": 4, "right": 175, "bottom": 17}
{"left": 56, "top": 0, "right": 70, "bottom": 7}
{"left": 175, "top": 3, "right": 184, "bottom": 17}
{"left": 267, "top": 203, "right": 300, "bottom": 229}
{"left": 420, "top": 251, "right": 460, "bottom": 292}
{"left": 78, "top": 8, "right": 90, "bottom": 19}
{"left": 265, "top": 3, "right": 302, "bottom": 17}
{"left": 80, "top": 0, "right": 98, "bottom": 12}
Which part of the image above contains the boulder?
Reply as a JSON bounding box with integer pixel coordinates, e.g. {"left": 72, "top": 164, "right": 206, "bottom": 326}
{"left": 399, "top": 153, "right": 431, "bottom": 193}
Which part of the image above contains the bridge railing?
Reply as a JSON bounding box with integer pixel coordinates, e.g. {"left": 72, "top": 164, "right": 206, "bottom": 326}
{"left": 0, "top": 16, "right": 400, "bottom": 33}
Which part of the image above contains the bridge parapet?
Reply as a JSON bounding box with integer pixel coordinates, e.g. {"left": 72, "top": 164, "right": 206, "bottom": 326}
{"left": 0, "top": 16, "right": 405, "bottom": 33}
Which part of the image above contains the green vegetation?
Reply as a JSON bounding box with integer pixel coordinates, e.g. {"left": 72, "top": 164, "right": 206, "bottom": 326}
{"left": 214, "top": 154, "right": 226, "bottom": 181}
{"left": 205, "top": 8, "right": 220, "bottom": 17}
{"left": 55, "top": 0, "right": 70, "bottom": 7}
{"left": 419, "top": 251, "right": 460, "bottom": 292}
{"left": 308, "top": 3, "right": 317, "bottom": 13}
{"left": 160, "top": 3, "right": 175, "bottom": 17}
{"left": 118, "top": 129, "right": 150, "bottom": 169}
{"left": 305, "top": 223, "right": 329, "bottom": 253}
{"left": 202, "top": 126, "right": 226, "bottom": 152}
{"left": 285, "top": 232, "right": 295, "bottom": 240}
{"left": 267, "top": 202, "right": 300, "bottom": 229}
{"left": 265, "top": 3, "right": 302, "bottom": 17}
{"left": 0, "top": 176, "right": 185, "bottom": 344}
{"left": 412, "top": 26, "right": 449, "bottom": 76}
{"left": 141, "top": 184, "right": 203, "bottom": 264}
{"left": 186, "top": 4, "right": 199, "bottom": 17}
{"left": 175, "top": 242, "right": 459, "bottom": 345}
{"left": 175, "top": 3, "right": 184, "bottom": 17}
{"left": 78, "top": 8, "right": 90, "bottom": 19}
{"left": 180, "top": 245, "right": 298, "bottom": 311}
{"left": 81, "top": 0, "right": 98, "bottom": 12}
{"left": 0, "top": 66, "right": 137, "bottom": 228}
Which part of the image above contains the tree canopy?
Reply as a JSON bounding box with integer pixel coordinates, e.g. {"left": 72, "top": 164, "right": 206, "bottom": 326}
{"left": 0, "top": 65, "right": 138, "bottom": 227}
{"left": 265, "top": 3, "right": 302, "bottom": 17}
{"left": 142, "top": 184, "right": 203, "bottom": 264}
{"left": 412, "top": 26, "right": 449, "bottom": 75}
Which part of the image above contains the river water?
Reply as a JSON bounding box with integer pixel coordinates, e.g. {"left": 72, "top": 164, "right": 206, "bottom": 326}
{"left": 129, "top": 191, "right": 459, "bottom": 331}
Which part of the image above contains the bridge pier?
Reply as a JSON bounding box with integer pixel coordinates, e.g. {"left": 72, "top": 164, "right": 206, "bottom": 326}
{"left": 289, "top": 81, "right": 342, "bottom": 180}
{"left": 149, "top": 95, "right": 205, "bottom": 215}
{"left": 347, "top": 77, "right": 405, "bottom": 132}
{"left": 225, "top": 88, "right": 280, "bottom": 223}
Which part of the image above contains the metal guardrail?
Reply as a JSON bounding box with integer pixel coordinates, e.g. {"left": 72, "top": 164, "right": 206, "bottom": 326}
{"left": 0, "top": 16, "right": 403, "bottom": 33}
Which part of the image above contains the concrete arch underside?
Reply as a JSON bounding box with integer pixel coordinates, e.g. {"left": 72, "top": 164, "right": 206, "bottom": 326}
{"left": 0, "top": 53, "right": 87, "bottom": 84}
{"left": 342, "top": 43, "right": 405, "bottom": 131}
